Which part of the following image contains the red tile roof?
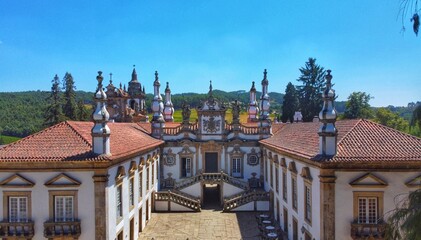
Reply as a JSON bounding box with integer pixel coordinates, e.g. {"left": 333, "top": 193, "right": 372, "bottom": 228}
{"left": 260, "top": 119, "right": 421, "bottom": 163}
{"left": 0, "top": 121, "right": 163, "bottom": 162}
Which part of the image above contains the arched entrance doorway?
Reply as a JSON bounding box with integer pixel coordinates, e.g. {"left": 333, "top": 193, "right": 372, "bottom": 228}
{"left": 202, "top": 183, "right": 221, "bottom": 210}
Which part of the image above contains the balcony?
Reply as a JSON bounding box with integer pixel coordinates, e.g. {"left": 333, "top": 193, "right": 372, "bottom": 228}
{"left": 351, "top": 220, "right": 386, "bottom": 240}
{"left": 0, "top": 220, "right": 34, "bottom": 239}
{"left": 44, "top": 220, "right": 81, "bottom": 239}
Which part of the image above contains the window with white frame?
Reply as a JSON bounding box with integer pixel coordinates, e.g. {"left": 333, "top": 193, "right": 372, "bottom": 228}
{"left": 9, "top": 196, "right": 28, "bottom": 222}
{"left": 146, "top": 164, "right": 150, "bottom": 191}
{"left": 116, "top": 185, "right": 123, "bottom": 219}
{"left": 282, "top": 170, "right": 287, "bottom": 201}
{"left": 232, "top": 158, "right": 242, "bottom": 177}
{"left": 129, "top": 177, "right": 134, "bottom": 207}
{"left": 138, "top": 170, "right": 143, "bottom": 201}
{"left": 358, "top": 197, "right": 378, "bottom": 224}
{"left": 270, "top": 161, "right": 273, "bottom": 187}
{"left": 55, "top": 196, "right": 74, "bottom": 222}
{"left": 292, "top": 176, "right": 297, "bottom": 210}
{"left": 151, "top": 162, "right": 155, "bottom": 186}
{"left": 181, "top": 157, "right": 192, "bottom": 178}
{"left": 265, "top": 158, "right": 268, "bottom": 182}
{"left": 353, "top": 192, "right": 383, "bottom": 224}
{"left": 304, "top": 184, "right": 312, "bottom": 223}
{"left": 275, "top": 167, "right": 279, "bottom": 193}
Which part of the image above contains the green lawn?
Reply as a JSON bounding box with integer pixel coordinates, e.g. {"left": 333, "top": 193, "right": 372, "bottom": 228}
{"left": 0, "top": 135, "right": 21, "bottom": 145}
{"left": 148, "top": 109, "right": 274, "bottom": 123}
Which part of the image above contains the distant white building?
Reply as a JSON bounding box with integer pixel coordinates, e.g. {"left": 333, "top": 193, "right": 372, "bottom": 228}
{"left": 0, "top": 69, "right": 419, "bottom": 240}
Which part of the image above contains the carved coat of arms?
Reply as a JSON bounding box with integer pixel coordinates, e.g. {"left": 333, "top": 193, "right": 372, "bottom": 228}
{"left": 203, "top": 117, "right": 221, "bottom": 133}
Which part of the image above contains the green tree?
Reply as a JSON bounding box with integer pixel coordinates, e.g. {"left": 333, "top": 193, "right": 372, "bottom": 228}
{"left": 410, "top": 104, "right": 421, "bottom": 128}
{"left": 44, "top": 75, "right": 64, "bottom": 126}
{"left": 385, "top": 188, "right": 421, "bottom": 240}
{"left": 343, "top": 92, "right": 373, "bottom": 119}
{"left": 296, "top": 58, "right": 326, "bottom": 122}
{"left": 374, "top": 107, "right": 409, "bottom": 132}
{"left": 281, "top": 82, "right": 299, "bottom": 123}
{"left": 62, "top": 72, "right": 77, "bottom": 120}
{"left": 77, "top": 99, "right": 89, "bottom": 121}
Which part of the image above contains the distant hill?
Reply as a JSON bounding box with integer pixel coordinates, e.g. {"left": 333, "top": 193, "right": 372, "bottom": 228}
{"left": 1, "top": 89, "right": 412, "bottom": 139}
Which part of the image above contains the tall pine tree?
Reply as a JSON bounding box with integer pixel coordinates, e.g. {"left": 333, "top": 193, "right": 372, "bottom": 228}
{"left": 62, "top": 72, "right": 77, "bottom": 120}
{"left": 44, "top": 74, "right": 64, "bottom": 126}
{"left": 281, "top": 82, "right": 299, "bottom": 123}
{"left": 296, "top": 58, "right": 326, "bottom": 122}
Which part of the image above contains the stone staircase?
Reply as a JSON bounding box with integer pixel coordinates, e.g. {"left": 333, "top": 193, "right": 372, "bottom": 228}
{"left": 154, "top": 190, "right": 201, "bottom": 212}
{"left": 174, "top": 171, "right": 249, "bottom": 191}
{"left": 223, "top": 189, "right": 270, "bottom": 212}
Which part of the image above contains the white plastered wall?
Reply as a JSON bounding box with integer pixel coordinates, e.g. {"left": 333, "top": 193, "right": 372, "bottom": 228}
{"left": 262, "top": 148, "right": 321, "bottom": 240}
{"left": 106, "top": 148, "right": 160, "bottom": 240}
{"left": 334, "top": 171, "right": 418, "bottom": 240}
{"left": 0, "top": 171, "right": 95, "bottom": 240}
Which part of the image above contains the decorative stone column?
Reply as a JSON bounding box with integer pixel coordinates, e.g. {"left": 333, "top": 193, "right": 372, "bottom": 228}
{"left": 92, "top": 171, "right": 109, "bottom": 240}
{"left": 319, "top": 169, "right": 336, "bottom": 240}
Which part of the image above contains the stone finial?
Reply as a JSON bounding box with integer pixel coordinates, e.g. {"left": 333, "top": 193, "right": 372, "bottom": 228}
{"left": 92, "top": 70, "right": 111, "bottom": 155}
{"left": 209, "top": 80, "right": 213, "bottom": 95}
{"left": 250, "top": 81, "right": 256, "bottom": 92}
{"left": 109, "top": 73, "right": 113, "bottom": 84}
{"left": 96, "top": 71, "right": 103, "bottom": 85}
{"left": 318, "top": 69, "right": 338, "bottom": 157}
{"left": 165, "top": 82, "right": 170, "bottom": 92}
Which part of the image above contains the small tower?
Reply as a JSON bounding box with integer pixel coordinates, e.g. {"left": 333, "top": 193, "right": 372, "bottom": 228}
{"left": 151, "top": 71, "right": 165, "bottom": 138}
{"left": 127, "top": 65, "right": 144, "bottom": 113}
{"left": 163, "top": 82, "right": 174, "bottom": 122}
{"left": 318, "top": 70, "right": 338, "bottom": 156}
{"left": 259, "top": 69, "right": 270, "bottom": 120}
{"left": 247, "top": 81, "right": 259, "bottom": 122}
{"left": 91, "top": 71, "right": 111, "bottom": 155}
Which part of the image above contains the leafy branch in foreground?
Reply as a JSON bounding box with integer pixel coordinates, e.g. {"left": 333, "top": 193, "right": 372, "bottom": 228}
{"left": 385, "top": 187, "right": 421, "bottom": 240}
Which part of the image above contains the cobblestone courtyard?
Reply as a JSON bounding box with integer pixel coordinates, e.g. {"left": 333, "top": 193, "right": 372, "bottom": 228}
{"left": 139, "top": 209, "right": 261, "bottom": 240}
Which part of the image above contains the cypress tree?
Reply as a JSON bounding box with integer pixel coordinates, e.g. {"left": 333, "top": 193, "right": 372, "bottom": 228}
{"left": 296, "top": 58, "right": 326, "bottom": 122}
{"left": 45, "top": 74, "right": 64, "bottom": 126}
{"left": 281, "top": 82, "right": 299, "bottom": 123}
{"left": 62, "top": 72, "right": 77, "bottom": 120}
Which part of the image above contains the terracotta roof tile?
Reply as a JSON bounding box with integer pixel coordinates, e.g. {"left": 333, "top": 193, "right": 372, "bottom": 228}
{"left": 260, "top": 119, "right": 421, "bottom": 163}
{"left": 0, "top": 121, "right": 163, "bottom": 162}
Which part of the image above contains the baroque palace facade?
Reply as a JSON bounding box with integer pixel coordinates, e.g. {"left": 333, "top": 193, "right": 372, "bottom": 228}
{"left": 0, "top": 67, "right": 420, "bottom": 240}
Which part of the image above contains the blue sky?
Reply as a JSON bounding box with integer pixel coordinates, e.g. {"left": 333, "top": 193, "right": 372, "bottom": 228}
{"left": 0, "top": 0, "right": 420, "bottom": 107}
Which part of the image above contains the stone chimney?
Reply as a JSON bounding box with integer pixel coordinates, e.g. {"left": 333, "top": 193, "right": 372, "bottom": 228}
{"left": 151, "top": 71, "right": 165, "bottom": 138}
{"left": 247, "top": 81, "right": 259, "bottom": 122}
{"left": 318, "top": 70, "right": 338, "bottom": 156}
{"left": 91, "top": 71, "right": 111, "bottom": 155}
{"left": 163, "top": 82, "right": 174, "bottom": 122}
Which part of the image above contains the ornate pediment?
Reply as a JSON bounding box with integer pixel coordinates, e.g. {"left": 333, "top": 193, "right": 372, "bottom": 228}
{"left": 115, "top": 166, "right": 126, "bottom": 183}
{"left": 349, "top": 173, "right": 388, "bottom": 188}
{"left": 229, "top": 144, "right": 245, "bottom": 157}
{"left": 0, "top": 174, "right": 35, "bottom": 188}
{"left": 45, "top": 173, "right": 81, "bottom": 188}
{"left": 405, "top": 174, "right": 421, "bottom": 188}
{"left": 280, "top": 157, "right": 287, "bottom": 168}
{"left": 178, "top": 145, "right": 195, "bottom": 156}
{"left": 288, "top": 161, "right": 297, "bottom": 173}
{"left": 300, "top": 167, "right": 313, "bottom": 181}
{"left": 129, "top": 161, "right": 138, "bottom": 174}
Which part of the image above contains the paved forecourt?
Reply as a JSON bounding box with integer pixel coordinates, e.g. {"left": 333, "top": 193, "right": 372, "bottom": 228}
{"left": 139, "top": 209, "right": 261, "bottom": 240}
